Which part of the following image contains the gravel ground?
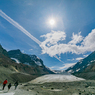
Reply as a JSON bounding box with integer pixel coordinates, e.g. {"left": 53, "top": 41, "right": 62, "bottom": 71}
{"left": 22, "top": 80, "right": 95, "bottom": 95}
{"left": 0, "top": 80, "right": 95, "bottom": 95}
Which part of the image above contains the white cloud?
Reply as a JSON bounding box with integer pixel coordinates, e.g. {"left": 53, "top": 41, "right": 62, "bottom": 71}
{"left": 76, "top": 57, "right": 83, "bottom": 61}
{"left": 82, "top": 29, "right": 95, "bottom": 51}
{"left": 40, "top": 29, "right": 95, "bottom": 57}
{"left": 67, "top": 58, "right": 75, "bottom": 61}
{"left": 41, "top": 42, "right": 83, "bottom": 57}
{"left": 29, "top": 49, "right": 33, "bottom": 51}
{"left": 50, "top": 66, "right": 58, "bottom": 70}
{"left": 41, "top": 30, "right": 66, "bottom": 46}
{"left": 83, "top": 54, "right": 88, "bottom": 57}
{"left": 50, "top": 63, "right": 76, "bottom": 70}
{"left": 59, "top": 63, "right": 76, "bottom": 70}
{"left": 69, "top": 32, "right": 83, "bottom": 45}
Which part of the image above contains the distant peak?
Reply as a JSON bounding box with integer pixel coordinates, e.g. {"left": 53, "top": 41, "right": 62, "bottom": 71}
{"left": 8, "top": 49, "right": 22, "bottom": 54}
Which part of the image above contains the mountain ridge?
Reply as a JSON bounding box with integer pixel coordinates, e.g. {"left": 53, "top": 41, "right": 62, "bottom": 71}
{"left": 0, "top": 45, "right": 54, "bottom": 83}
{"left": 65, "top": 51, "right": 95, "bottom": 79}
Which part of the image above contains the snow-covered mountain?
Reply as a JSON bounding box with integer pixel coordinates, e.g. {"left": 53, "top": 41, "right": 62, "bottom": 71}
{"left": 65, "top": 51, "right": 95, "bottom": 73}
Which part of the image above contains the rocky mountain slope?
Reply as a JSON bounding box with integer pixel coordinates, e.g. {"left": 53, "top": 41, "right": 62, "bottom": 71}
{"left": 65, "top": 51, "right": 95, "bottom": 79}
{"left": 8, "top": 49, "right": 44, "bottom": 67}
{"left": 0, "top": 45, "right": 54, "bottom": 83}
{"left": 66, "top": 51, "right": 95, "bottom": 73}
{"left": 73, "top": 61, "right": 95, "bottom": 79}
{"left": 8, "top": 49, "right": 54, "bottom": 74}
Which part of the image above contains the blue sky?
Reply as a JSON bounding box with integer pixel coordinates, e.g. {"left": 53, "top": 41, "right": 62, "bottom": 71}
{"left": 0, "top": 0, "right": 95, "bottom": 70}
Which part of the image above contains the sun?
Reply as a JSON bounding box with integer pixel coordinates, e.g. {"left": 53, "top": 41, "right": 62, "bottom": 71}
{"left": 49, "top": 18, "right": 56, "bottom": 26}
{"left": 49, "top": 19, "right": 55, "bottom": 25}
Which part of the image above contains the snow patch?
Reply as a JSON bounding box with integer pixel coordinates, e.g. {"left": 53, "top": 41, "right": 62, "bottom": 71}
{"left": 70, "top": 64, "right": 75, "bottom": 68}
{"left": 79, "top": 62, "right": 82, "bottom": 64}
{"left": 35, "top": 61, "right": 42, "bottom": 66}
{"left": 68, "top": 70, "right": 73, "bottom": 73}
{"left": 76, "top": 68, "right": 80, "bottom": 72}
{"left": 37, "top": 56, "right": 40, "bottom": 60}
{"left": 82, "top": 66, "right": 84, "bottom": 68}
{"left": 79, "top": 59, "right": 83, "bottom": 62}
{"left": 87, "top": 64, "right": 90, "bottom": 66}
{"left": 11, "top": 58, "right": 20, "bottom": 63}
{"left": 91, "top": 60, "right": 95, "bottom": 63}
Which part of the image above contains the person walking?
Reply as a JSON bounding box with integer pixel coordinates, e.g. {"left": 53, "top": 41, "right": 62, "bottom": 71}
{"left": 14, "top": 81, "right": 18, "bottom": 90}
{"left": 8, "top": 83, "right": 11, "bottom": 91}
{"left": 2, "top": 79, "right": 8, "bottom": 90}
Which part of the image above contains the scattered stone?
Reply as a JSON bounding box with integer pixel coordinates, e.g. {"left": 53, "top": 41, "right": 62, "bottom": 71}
{"left": 85, "top": 85, "right": 89, "bottom": 88}
{"left": 79, "top": 92, "right": 81, "bottom": 95}
{"left": 27, "top": 89, "right": 29, "bottom": 91}
{"left": 72, "top": 93, "right": 79, "bottom": 95}
{"left": 88, "top": 86, "right": 95, "bottom": 89}
{"left": 32, "top": 88, "right": 34, "bottom": 90}
{"left": 43, "top": 86, "right": 46, "bottom": 88}
{"left": 27, "top": 89, "right": 32, "bottom": 91}
{"left": 24, "top": 84, "right": 28, "bottom": 86}
{"left": 51, "top": 88, "right": 54, "bottom": 90}
{"left": 81, "top": 90, "right": 85, "bottom": 92}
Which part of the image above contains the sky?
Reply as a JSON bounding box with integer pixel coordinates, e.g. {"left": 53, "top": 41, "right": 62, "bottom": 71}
{"left": 0, "top": 0, "right": 95, "bottom": 70}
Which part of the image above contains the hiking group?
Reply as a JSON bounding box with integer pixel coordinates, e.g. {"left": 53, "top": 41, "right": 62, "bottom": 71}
{"left": 2, "top": 79, "right": 18, "bottom": 91}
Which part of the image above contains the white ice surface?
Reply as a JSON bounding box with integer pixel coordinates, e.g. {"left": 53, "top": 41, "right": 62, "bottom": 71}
{"left": 30, "top": 74, "right": 85, "bottom": 84}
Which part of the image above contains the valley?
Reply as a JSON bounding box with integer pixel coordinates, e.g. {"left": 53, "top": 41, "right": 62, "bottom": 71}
{"left": 0, "top": 74, "right": 95, "bottom": 95}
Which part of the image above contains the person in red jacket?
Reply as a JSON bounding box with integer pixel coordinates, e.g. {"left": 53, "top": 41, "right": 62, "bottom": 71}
{"left": 2, "top": 79, "right": 8, "bottom": 90}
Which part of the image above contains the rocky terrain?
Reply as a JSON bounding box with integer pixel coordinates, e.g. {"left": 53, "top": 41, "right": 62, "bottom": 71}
{"left": 22, "top": 80, "right": 95, "bottom": 95}
{"left": 66, "top": 51, "right": 95, "bottom": 74}
{"left": 65, "top": 51, "right": 95, "bottom": 80}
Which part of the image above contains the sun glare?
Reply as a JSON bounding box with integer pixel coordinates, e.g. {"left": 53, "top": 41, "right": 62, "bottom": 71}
{"left": 49, "top": 19, "right": 55, "bottom": 26}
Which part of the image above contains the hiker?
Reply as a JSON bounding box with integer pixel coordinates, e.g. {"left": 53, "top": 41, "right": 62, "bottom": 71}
{"left": 2, "top": 79, "right": 8, "bottom": 90}
{"left": 8, "top": 83, "right": 11, "bottom": 91}
{"left": 14, "top": 81, "right": 18, "bottom": 90}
